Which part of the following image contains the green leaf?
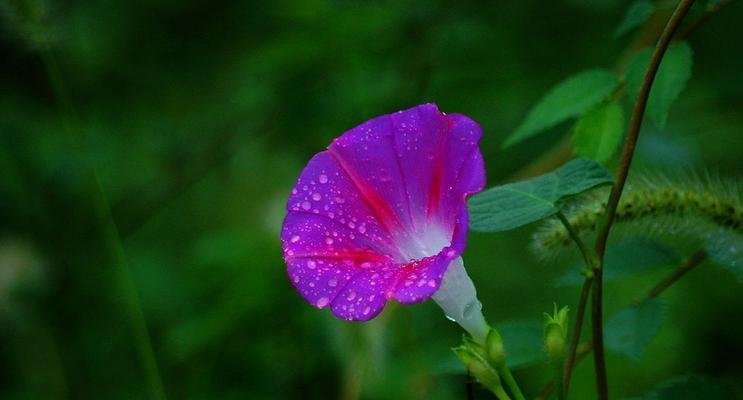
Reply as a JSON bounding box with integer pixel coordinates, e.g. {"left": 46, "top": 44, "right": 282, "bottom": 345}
{"left": 704, "top": 230, "right": 743, "bottom": 281}
{"left": 605, "top": 298, "right": 664, "bottom": 361}
{"left": 630, "top": 374, "right": 736, "bottom": 400}
{"left": 614, "top": 1, "right": 657, "bottom": 39}
{"left": 571, "top": 101, "right": 625, "bottom": 163}
{"left": 496, "top": 320, "right": 543, "bottom": 369}
{"left": 556, "top": 237, "right": 679, "bottom": 286}
{"left": 503, "top": 69, "right": 620, "bottom": 147}
{"left": 469, "top": 158, "right": 613, "bottom": 232}
{"left": 625, "top": 42, "right": 693, "bottom": 130}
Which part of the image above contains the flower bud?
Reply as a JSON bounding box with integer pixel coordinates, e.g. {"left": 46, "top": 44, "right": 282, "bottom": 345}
{"left": 486, "top": 328, "right": 506, "bottom": 367}
{"left": 543, "top": 304, "right": 570, "bottom": 360}
{"left": 453, "top": 346, "right": 503, "bottom": 393}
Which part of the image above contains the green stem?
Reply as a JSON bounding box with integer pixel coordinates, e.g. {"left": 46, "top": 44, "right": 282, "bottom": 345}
{"left": 556, "top": 212, "right": 597, "bottom": 269}
{"left": 91, "top": 173, "right": 168, "bottom": 400}
{"left": 553, "top": 360, "right": 565, "bottom": 400}
{"left": 493, "top": 386, "right": 513, "bottom": 400}
{"left": 497, "top": 366, "right": 525, "bottom": 400}
{"left": 28, "top": 6, "right": 167, "bottom": 398}
{"left": 556, "top": 212, "right": 595, "bottom": 399}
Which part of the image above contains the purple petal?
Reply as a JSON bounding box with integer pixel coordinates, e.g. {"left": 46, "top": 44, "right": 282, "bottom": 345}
{"left": 281, "top": 103, "right": 486, "bottom": 321}
{"left": 284, "top": 152, "right": 401, "bottom": 259}
{"left": 392, "top": 247, "right": 460, "bottom": 304}
{"left": 435, "top": 113, "right": 486, "bottom": 231}
{"left": 330, "top": 269, "right": 393, "bottom": 321}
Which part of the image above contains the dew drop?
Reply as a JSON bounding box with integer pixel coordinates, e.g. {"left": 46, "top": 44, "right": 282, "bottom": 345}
{"left": 307, "top": 260, "right": 317, "bottom": 269}
{"left": 301, "top": 201, "right": 311, "bottom": 210}
{"left": 319, "top": 174, "right": 328, "bottom": 184}
{"left": 358, "top": 225, "right": 366, "bottom": 234}
{"left": 463, "top": 300, "right": 482, "bottom": 319}
{"left": 312, "top": 192, "right": 322, "bottom": 201}
{"left": 325, "top": 238, "right": 334, "bottom": 245}
{"left": 290, "top": 235, "right": 300, "bottom": 243}
{"left": 346, "top": 290, "right": 356, "bottom": 301}
{"left": 427, "top": 279, "right": 436, "bottom": 288}
{"left": 363, "top": 306, "right": 371, "bottom": 315}
{"left": 316, "top": 297, "right": 329, "bottom": 307}
{"left": 328, "top": 277, "right": 338, "bottom": 287}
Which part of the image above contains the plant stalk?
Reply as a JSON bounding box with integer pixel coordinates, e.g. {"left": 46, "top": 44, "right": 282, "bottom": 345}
{"left": 591, "top": 2, "right": 697, "bottom": 398}
{"left": 556, "top": 212, "right": 597, "bottom": 399}
{"left": 497, "top": 366, "right": 525, "bottom": 400}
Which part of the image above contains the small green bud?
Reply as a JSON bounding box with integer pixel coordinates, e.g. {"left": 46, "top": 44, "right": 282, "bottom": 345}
{"left": 486, "top": 328, "right": 506, "bottom": 367}
{"left": 452, "top": 346, "right": 503, "bottom": 393}
{"left": 543, "top": 304, "right": 570, "bottom": 360}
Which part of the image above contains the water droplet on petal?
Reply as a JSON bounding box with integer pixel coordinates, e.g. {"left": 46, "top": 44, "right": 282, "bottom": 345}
{"left": 307, "top": 260, "right": 317, "bottom": 269}
{"left": 290, "top": 235, "right": 300, "bottom": 243}
{"left": 358, "top": 225, "right": 366, "bottom": 234}
{"left": 301, "top": 201, "right": 311, "bottom": 210}
{"left": 325, "top": 238, "right": 334, "bottom": 245}
{"left": 317, "top": 297, "right": 329, "bottom": 307}
{"left": 312, "top": 193, "right": 321, "bottom": 201}
{"left": 328, "top": 277, "right": 338, "bottom": 287}
{"left": 463, "top": 301, "right": 482, "bottom": 319}
{"left": 363, "top": 306, "right": 371, "bottom": 315}
{"left": 346, "top": 290, "right": 356, "bottom": 301}
{"left": 319, "top": 174, "right": 328, "bottom": 184}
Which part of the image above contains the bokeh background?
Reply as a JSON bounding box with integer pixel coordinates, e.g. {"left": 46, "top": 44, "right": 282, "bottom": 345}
{"left": 1, "top": 0, "right": 742, "bottom": 399}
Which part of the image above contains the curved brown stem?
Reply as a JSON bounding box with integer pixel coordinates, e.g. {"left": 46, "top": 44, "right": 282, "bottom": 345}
{"left": 644, "top": 250, "right": 707, "bottom": 301}
{"left": 591, "top": 1, "right": 697, "bottom": 399}
{"left": 676, "top": 0, "right": 737, "bottom": 40}
{"left": 562, "top": 277, "right": 592, "bottom": 398}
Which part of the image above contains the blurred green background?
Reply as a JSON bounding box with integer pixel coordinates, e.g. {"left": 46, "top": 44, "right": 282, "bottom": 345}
{"left": 1, "top": 0, "right": 742, "bottom": 399}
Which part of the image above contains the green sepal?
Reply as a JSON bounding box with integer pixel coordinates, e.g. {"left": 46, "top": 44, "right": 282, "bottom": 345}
{"left": 543, "top": 304, "right": 570, "bottom": 360}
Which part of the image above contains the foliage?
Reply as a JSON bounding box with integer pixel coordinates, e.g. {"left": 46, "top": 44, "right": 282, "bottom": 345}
{"left": 469, "top": 158, "right": 612, "bottom": 232}
{"left": 625, "top": 42, "right": 694, "bottom": 130}
{"left": 502, "top": 70, "right": 620, "bottom": 148}
{"left": 0, "top": 1, "right": 742, "bottom": 399}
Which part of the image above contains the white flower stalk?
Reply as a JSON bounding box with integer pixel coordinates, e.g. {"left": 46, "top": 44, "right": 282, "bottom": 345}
{"left": 433, "top": 257, "right": 489, "bottom": 343}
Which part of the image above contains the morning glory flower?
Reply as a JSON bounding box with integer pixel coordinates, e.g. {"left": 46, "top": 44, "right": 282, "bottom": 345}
{"left": 281, "top": 103, "right": 489, "bottom": 340}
